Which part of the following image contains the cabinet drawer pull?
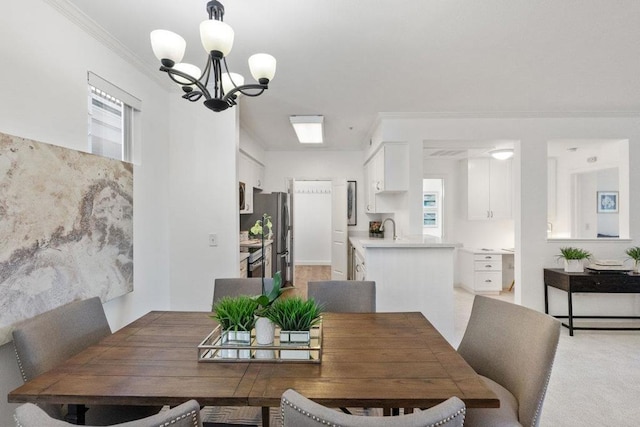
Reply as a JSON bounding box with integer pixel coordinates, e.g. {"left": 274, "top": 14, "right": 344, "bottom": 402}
{"left": 485, "top": 264, "right": 493, "bottom": 268}
{"left": 484, "top": 279, "right": 492, "bottom": 283}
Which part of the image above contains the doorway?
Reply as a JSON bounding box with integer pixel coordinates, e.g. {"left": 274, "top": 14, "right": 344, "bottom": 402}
{"left": 292, "top": 180, "right": 332, "bottom": 292}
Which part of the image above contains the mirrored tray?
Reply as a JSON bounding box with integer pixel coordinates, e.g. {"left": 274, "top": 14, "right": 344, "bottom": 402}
{"left": 197, "top": 321, "right": 322, "bottom": 364}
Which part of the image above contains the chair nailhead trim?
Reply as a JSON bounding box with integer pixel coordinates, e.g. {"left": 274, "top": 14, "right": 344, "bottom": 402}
{"left": 281, "top": 397, "right": 466, "bottom": 426}
{"left": 158, "top": 409, "right": 199, "bottom": 426}
{"left": 531, "top": 339, "right": 560, "bottom": 427}
{"left": 13, "top": 345, "right": 28, "bottom": 382}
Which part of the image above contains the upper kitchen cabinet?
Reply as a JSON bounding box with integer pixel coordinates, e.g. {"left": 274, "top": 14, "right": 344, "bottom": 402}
{"left": 239, "top": 152, "right": 265, "bottom": 191}
{"left": 365, "top": 143, "right": 409, "bottom": 213}
{"left": 467, "top": 157, "right": 512, "bottom": 220}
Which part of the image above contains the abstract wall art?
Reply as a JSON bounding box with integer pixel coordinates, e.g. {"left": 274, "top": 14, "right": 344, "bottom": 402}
{"left": 0, "top": 132, "right": 133, "bottom": 345}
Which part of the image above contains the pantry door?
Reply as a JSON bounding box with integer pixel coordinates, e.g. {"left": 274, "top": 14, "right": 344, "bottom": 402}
{"left": 331, "top": 179, "right": 348, "bottom": 279}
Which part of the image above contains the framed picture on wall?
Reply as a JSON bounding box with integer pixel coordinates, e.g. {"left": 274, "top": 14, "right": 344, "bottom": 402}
{"left": 347, "top": 180, "right": 357, "bottom": 225}
{"left": 423, "top": 211, "right": 438, "bottom": 228}
{"left": 597, "top": 191, "right": 618, "bottom": 213}
{"left": 423, "top": 192, "right": 438, "bottom": 208}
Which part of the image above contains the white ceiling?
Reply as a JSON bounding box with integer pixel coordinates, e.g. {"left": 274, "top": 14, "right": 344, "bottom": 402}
{"left": 64, "top": 0, "right": 640, "bottom": 151}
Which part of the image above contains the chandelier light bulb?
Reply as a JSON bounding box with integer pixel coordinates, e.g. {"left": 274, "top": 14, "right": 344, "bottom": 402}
{"left": 221, "top": 73, "right": 245, "bottom": 97}
{"left": 172, "top": 63, "right": 202, "bottom": 86}
{"left": 248, "top": 54, "right": 277, "bottom": 84}
{"left": 150, "top": 30, "right": 186, "bottom": 67}
{"left": 200, "top": 20, "right": 234, "bottom": 58}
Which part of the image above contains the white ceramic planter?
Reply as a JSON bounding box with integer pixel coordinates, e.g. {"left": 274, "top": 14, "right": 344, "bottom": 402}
{"left": 279, "top": 330, "right": 311, "bottom": 360}
{"left": 564, "top": 259, "right": 584, "bottom": 273}
{"left": 221, "top": 330, "right": 251, "bottom": 359}
{"left": 255, "top": 317, "right": 275, "bottom": 345}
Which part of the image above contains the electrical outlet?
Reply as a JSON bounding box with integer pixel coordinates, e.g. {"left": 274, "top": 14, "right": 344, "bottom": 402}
{"left": 209, "top": 233, "right": 218, "bottom": 247}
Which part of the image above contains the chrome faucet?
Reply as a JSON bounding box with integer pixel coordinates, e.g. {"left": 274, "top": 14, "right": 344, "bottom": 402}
{"left": 379, "top": 218, "right": 397, "bottom": 240}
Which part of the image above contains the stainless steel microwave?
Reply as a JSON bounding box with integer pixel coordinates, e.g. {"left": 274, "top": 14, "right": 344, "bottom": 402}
{"left": 239, "top": 182, "right": 246, "bottom": 210}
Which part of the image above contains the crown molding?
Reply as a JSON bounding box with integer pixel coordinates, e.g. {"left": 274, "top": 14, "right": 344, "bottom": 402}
{"left": 43, "top": 0, "right": 168, "bottom": 88}
{"left": 377, "top": 111, "right": 640, "bottom": 119}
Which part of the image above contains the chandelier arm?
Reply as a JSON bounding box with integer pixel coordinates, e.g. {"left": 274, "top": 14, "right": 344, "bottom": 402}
{"left": 223, "top": 84, "right": 267, "bottom": 100}
{"left": 183, "top": 91, "right": 204, "bottom": 102}
{"left": 212, "top": 58, "right": 224, "bottom": 99}
{"left": 160, "top": 66, "right": 212, "bottom": 100}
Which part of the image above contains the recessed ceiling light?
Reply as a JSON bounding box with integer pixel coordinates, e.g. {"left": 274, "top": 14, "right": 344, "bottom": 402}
{"left": 489, "top": 148, "right": 514, "bottom": 160}
{"left": 290, "top": 115, "right": 323, "bottom": 144}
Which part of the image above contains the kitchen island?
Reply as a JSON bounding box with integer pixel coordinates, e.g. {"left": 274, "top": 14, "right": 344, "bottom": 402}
{"left": 349, "top": 235, "right": 460, "bottom": 344}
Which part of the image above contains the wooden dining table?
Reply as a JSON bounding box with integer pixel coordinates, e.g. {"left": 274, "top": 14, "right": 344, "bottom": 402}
{"left": 8, "top": 311, "right": 498, "bottom": 426}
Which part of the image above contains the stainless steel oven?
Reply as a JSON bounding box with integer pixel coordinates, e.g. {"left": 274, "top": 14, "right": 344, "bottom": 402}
{"left": 247, "top": 248, "right": 263, "bottom": 278}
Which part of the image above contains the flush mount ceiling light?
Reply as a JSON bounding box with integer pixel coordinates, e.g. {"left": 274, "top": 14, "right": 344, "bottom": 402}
{"left": 290, "top": 116, "right": 324, "bottom": 144}
{"left": 490, "top": 148, "right": 514, "bottom": 160}
{"left": 150, "top": 0, "right": 276, "bottom": 112}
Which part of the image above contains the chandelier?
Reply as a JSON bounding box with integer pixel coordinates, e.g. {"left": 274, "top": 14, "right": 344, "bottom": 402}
{"left": 150, "top": 0, "right": 276, "bottom": 112}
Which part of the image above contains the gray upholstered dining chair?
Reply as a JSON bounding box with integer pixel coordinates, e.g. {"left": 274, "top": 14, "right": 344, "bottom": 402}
{"left": 12, "top": 297, "right": 161, "bottom": 425}
{"left": 306, "top": 280, "right": 376, "bottom": 312}
{"left": 457, "top": 296, "right": 561, "bottom": 427}
{"left": 212, "top": 277, "right": 274, "bottom": 306}
{"left": 14, "top": 399, "right": 203, "bottom": 427}
{"left": 281, "top": 389, "right": 465, "bottom": 427}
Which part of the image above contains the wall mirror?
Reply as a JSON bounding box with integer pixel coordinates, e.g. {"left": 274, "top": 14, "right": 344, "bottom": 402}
{"left": 547, "top": 139, "right": 629, "bottom": 239}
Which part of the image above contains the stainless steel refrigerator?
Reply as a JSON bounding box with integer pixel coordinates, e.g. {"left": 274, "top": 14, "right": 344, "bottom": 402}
{"left": 240, "top": 192, "right": 293, "bottom": 285}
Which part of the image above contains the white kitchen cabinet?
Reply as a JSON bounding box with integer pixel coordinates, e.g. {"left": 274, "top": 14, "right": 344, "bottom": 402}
{"left": 458, "top": 249, "right": 504, "bottom": 294}
{"left": 240, "top": 183, "right": 253, "bottom": 214}
{"left": 354, "top": 247, "right": 366, "bottom": 281}
{"left": 239, "top": 153, "right": 266, "bottom": 214}
{"left": 254, "top": 161, "right": 264, "bottom": 190}
{"left": 467, "top": 157, "right": 512, "bottom": 220}
{"left": 364, "top": 160, "right": 376, "bottom": 213}
{"left": 240, "top": 258, "right": 248, "bottom": 278}
{"left": 364, "top": 143, "right": 409, "bottom": 213}
{"left": 239, "top": 152, "right": 265, "bottom": 190}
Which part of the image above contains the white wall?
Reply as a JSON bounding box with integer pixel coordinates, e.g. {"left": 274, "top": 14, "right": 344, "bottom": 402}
{"left": 374, "top": 115, "right": 640, "bottom": 314}
{"left": 263, "top": 150, "right": 368, "bottom": 233}
{"left": 293, "top": 181, "right": 332, "bottom": 264}
{"left": 169, "top": 102, "right": 240, "bottom": 311}
{"left": 239, "top": 127, "right": 266, "bottom": 164}
{"left": 0, "top": 1, "right": 241, "bottom": 423}
{"left": 0, "top": 0, "right": 171, "bottom": 422}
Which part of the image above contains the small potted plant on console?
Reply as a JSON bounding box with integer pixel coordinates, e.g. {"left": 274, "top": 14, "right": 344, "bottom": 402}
{"left": 625, "top": 246, "right": 640, "bottom": 274}
{"left": 556, "top": 247, "right": 592, "bottom": 273}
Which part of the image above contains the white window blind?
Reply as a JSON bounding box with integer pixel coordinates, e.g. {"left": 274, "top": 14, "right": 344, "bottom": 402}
{"left": 87, "top": 72, "right": 141, "bottom": 163}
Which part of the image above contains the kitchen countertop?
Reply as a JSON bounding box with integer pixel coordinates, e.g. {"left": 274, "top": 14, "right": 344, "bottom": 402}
{"left": 350, "top": 235, "right": 461, "bottom": 250}
{"left": 459, "top": 247, "right": 515, "bottom": 254}
{"left": 239, "top": 252, "right": 250, "bottom": 262}
{"left": 239, "top": 239, "right": 273, "bottom": 249}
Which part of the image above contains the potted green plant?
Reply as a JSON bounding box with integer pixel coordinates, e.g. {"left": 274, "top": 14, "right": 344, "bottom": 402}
{"left": 211, "top": 295, "right": 258, "bottom": 359}
{"left": 266, "top": 296, "right": 323, "bottom": 359}
{"left": 253, "top": 271, "right": 284, "bottom": 345}
{"left": 556, "top": 247, "right": 592, "bottom": 273}
{"left": 625, "top": 246, "right": 640, "bottom": 273}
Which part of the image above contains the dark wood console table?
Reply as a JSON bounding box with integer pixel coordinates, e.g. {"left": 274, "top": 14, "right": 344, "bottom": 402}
{"left": 544, "top": 268, "right": 640, "bottom": 336}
